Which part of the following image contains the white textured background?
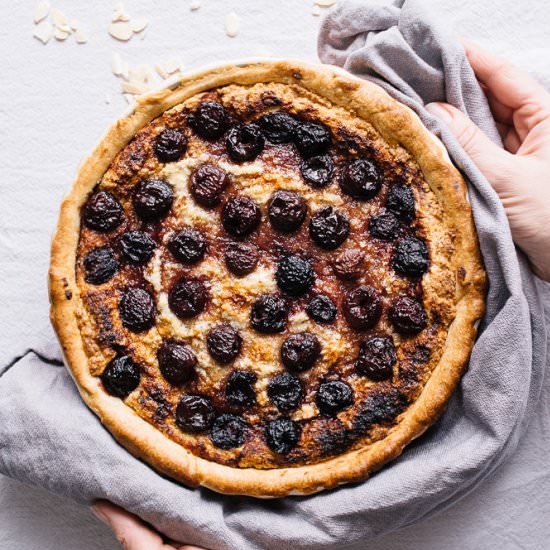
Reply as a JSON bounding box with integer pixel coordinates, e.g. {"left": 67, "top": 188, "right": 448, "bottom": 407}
{"left": 0, "top": 1, "right": 549, "bottom": 549}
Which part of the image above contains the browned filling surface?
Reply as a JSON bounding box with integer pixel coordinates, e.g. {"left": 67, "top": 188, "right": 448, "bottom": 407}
{"left": 75, "top": 82, "right": 456, "bottom": 468}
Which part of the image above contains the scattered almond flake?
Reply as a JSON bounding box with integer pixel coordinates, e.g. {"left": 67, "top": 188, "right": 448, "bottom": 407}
{"left": 112, "top": 3, "right": 130, "bottom": 22}
{"left": 312, "top": 4, "right": 321, "bottom": 16}
{"left": 33, "top": 1, "right": 50, "bottom": 23}
{"left": 69, "top": 19, "right": 79, "bottom": 31}
{"left": 190, "top": 1, "right": 201, "bottom": 11}
{"left": 56, "top": 22, "right": 71, "bottom": 33}
{"left": 130, "top": 17, "right": 148, "bottom": 33}
{"left": 51, "top": 7, "right": 68, "bottom": 27}
{"left": 109, "top": 21, "right": 133, "bottom": 41}
{"left": 54, "top": 27, "right": 70, "bottom": 41}
{"left": 121, "top": 81, "right": 149, "bottom": 95}
{"left": 74, "top": 29, "right": 88, "bottom": 44}
{"left": 225, "top": 12, "right": 239, "bottom": 37}
{"left": 155, "top": 63, "right": 170, "bottom": 79}
{"left": 315, "top": 0, "right": 337, "bottom": 6}
{"left": 33, "top": 20, "right": 53, "bottom": 43}
{"left": 111, "top": 52, "right": 124, "bottom": 76}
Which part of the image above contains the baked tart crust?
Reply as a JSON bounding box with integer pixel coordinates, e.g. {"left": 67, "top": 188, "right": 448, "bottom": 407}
{"left": 49, "top": 60, "right": 486, "bottom": 497}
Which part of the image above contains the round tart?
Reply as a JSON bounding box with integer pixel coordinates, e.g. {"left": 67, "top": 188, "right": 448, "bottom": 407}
{"left": 49, "top": 60, "right": 486, "bottom": 497}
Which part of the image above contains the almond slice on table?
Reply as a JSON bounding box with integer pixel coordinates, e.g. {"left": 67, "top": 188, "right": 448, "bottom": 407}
{"left": 33, "top": 19, "right": 53, "bottom": 44}
{"left": 312, "top": 4, "right": 322, "bottom": 16}
{"left": 315, "top": 0, "right": 337, "bottom": 6}
{"left": 54, "top": 27, "right": 70, "bottom": 41}
{"left": 130, "top": 18, "right": 148, "bottom": 33}
{"left": 225, "top": 12, "right": 239, "bottom": 37}
{"left": 190, "top": 1, "right": 201, "bottom": 11}
{"left": 109, "top": 21, "right": 133, "bottom": 41}
{"left": 74, "top": 29, "right": 88, "bottom": 44}
{"left": 33, "top": 1, "right": 50, "bottom": 23}
{"left": 51, "top": 7, "right": 68, "bottom": 27}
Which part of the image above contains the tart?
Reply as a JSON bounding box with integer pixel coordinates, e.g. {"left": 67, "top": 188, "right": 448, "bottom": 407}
{"left": 49, "top": 60, "right": 486, "bottom": 497}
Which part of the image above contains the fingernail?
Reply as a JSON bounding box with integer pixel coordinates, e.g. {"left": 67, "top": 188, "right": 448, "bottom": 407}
{"left": 426, "top": 103, "right": 453, "bottom": 124}
{"left": 91, "top": 504, "right": 110, "bottom": 526}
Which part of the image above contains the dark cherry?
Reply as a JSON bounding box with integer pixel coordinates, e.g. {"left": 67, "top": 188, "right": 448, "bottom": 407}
{"left": 389, "top": 296, "right": 428, "bottom": 335}
{"left": 101, "top": 356, "right": 140, "bottom": 398}
{"left": 258, "top": 111, "right": 297, "bottom": 143}
{"left": 387, "top": 184, "right": 415, "bottom": 223}
{"left": 226, "top": 123, "right": 265, "bottom": 162}
{"left": 332, "top": 249, "right": 365, "bottom": 281}
{"left": 189, "top": 163, "right": 230, "bottom": 207}
{"left": 339, "top": 159, "right": 382, "bottom": 201}
{"left": 267, "top": 372, "right": 303, "bottom": 412}
{"left": 207, "top": 324, "right": 242, "bottom": 364}
{"left": 175, "top": 395, "right": 215, "bottom": 433}
{"left": 316, "top": 380, "right": 354, "bottom": 415}
{"left": 267, "top": 190, "right": 307, "bottom": 233}
{"left": 356, "top": 336, "right": 396, "bottom": 381}
{"left": 168, "top": 228, "right": 207, "bottom": 264}
{"left": 153, "top": 128, "right": 187, "bottom": 163}
{"left": 221, "top": 196, "right": 261, "bottom": 237}
{"left": 168, "top": 277, "right": 208, "bottom": 319}
{"left": 157, "top": 341, "right": 196, "bottom": 385}
{"left": 300, "top": 155, "right": 334, "bottom": 188}
{"left": 210, "top": 414, "right": 248, "bottom": 449}
{"left": 393, "top": 237, "right": 429, "bottom": 278}
{"left": 119, "top": 287, "right": 155, "bottom": 332}
{"left": 281, "top": 333, "right": 321, "bottom": 372}
{"left": 224, "top": 242, "right": 259, "bottom": 276}
{"left": 369, "top": 211, "right": 400, "bottom": 241}
{"left": 309, "top": 206, "right": 350, "bottom": 250}
{"left": 82, "top": 190, "right": 124, "bottom": 232}
{"left": 265, "top": 418, "right": 301, "bottom": 454}
{"left": 306, "top": 295, "right": 337, "bottom": 324}
{"left": 225, "top": 370, "right": 257, "bottom": 407}
{"left": 343, "top": 285, "right": 382, "bottom": 331}
{"left": 293, "top": 121, "right": 331, "bottom": 157}
{"left": 119, "top": 231, "right": 156, "bottom": 264}
{"left": 133, "top": 179, "right": 173, "bottom": 221}
{"left": 83, "top": 247, "right": 119, "bottom": 285}
{"left": 250, "top": 293, "right": 289, "bottom": 334}
{"left": 188, "top": 100, "right": 229, "bottom": 140}
{"left": 276, "top": 255, "right": 315, "bottom": 297}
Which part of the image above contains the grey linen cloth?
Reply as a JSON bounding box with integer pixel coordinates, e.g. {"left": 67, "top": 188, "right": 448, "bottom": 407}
{"left": 1, "top": 1, "right": 548, "bottom": 548}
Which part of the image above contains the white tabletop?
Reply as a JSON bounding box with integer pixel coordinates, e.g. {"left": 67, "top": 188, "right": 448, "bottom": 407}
{"left": 1, "top": 1, "right": 549, "bottom": 548}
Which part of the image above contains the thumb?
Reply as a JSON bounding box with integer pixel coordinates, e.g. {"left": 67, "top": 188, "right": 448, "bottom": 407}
{"left": 426, "top": 102, "right": 510, "bottom": 179}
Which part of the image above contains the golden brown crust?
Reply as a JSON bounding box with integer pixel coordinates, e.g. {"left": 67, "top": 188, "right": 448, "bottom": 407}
{"left": 49, "top": 60, "right": 486, "bottom": 497}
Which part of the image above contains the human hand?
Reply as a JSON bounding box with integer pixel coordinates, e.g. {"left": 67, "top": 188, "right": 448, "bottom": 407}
{"left": 426, "top": 40, "right": 550, "bottom": 281}
{"left": 92, "top": 501, "right": 205, "bottom": 550}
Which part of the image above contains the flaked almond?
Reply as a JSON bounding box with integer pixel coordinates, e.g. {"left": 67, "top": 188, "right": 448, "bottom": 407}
{"left": 155, "top": 64, "right": 169, "bottom": 79}
{"left": 130, "top": 17, "right": 148, "bottom": 33}
{"left": 56, "top": 22, "right": 71, "bottom": 33}
{"left": 112, "top": 52, "right": 124, "bottom": 76}
{"left": 51, "top": 8, "right": 68, "bottom": 27}
{"left": 315, "top": 0, "right": 337, "bottom": 6}
{"left": 74, "top": 29, "right": 88, "bottom": 44}
{"left": 33, "top": 1, "right": 50, "bottom": 23}
{"left": 225, "top": 12, "right": 239, "bottom": 37}
{"left": 121, "top": 81, "right": 149, "bottom": 95}
{"left": 312, "top": 4, "right": 322, "bottom": 16}
{"left": 109, "top": 21, "right": 133, "bottom": 41}
{"left": 33, "top": 20, "right": 52, "bottom": 44}
{"left": 190, "top": 1, "right": 201, "bottom": 10}
{"left": 54, "top": 27, "right": 70, "bottom": 41}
